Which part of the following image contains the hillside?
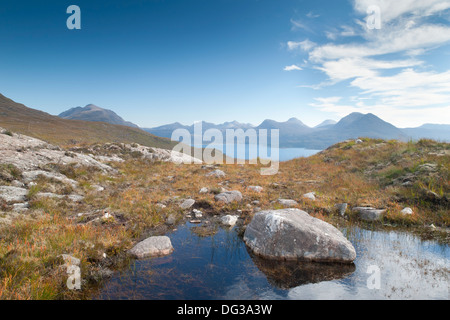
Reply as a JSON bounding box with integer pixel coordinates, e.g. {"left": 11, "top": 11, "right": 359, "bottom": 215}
{"left": 0, "top": 133, "right": 448, "bottom": 299}
{"left": 0, "top": 94, "right": 175, "bottom": 149}
{"left": 59, "top": 104, "right": 139, "bottom": 128}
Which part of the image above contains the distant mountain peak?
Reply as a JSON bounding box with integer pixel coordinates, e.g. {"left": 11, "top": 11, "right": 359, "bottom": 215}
{"left": 58, "top": 104, "right": 139, "bottom": 128}
{"left": 315, "top": 119, "right": 337, "bottom": 128}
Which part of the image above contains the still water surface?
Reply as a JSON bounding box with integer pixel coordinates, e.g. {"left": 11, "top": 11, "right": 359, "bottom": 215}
{"left": 97, "top": 223, "right": 449, "bottom": 300}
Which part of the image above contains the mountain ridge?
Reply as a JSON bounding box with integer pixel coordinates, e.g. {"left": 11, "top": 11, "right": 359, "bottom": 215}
{"left": 58, "top": 104, "right": 139, "bottom": 128}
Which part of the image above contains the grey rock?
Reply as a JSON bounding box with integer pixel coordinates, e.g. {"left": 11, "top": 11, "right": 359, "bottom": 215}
{"left": 0, "top": 186, "right": 28, "bottom": 203}
{"left": 180, "top": 199, "right": 195, "bottom": 209}
{"left": 334, "top": 203, "right": 348, "bottom": 216}
{"left": 214, "top": 190, "right": 243, "bottom": 203}
{"left": 206, "top": 169, "right": 226, "bottom": 178}
{"left": 193, "top": 209, "right": 203, "bottom": 218}
{"left": 128, "top": 236, "right": 174, "bottom": 259}
{"left": 302, "top": 192, "right": 316, "bottom": 201}
{"left": 12, "top": 202, "right": 29, "bottom": 212}
{"left": 243, "top": 209, "right": 356, "bottom": 263}
{"left": 22, "top": 170, "right": 78, "bottom": 188}
{"left": 165, "top": 214, "right": 177, "bottom": 225}
{"left": 248, "top": 186, "right": 263, "bottom": 193}
{"left": 401, "top": 207, "right": 413, "bottom": 215}
{"left": 199, "top": 187, "right": 209, "bottom": 194}
{"left": 277, "top": 199, "right": 298, "bottom": 207}
{"left": 352, "top": 207, "right": 386, "bottom": 221}
{"left": 11, "top": 180, "right": 25, "bottom": 188}
{"left": 221, "top": 215, "right": 238, "bottom": 226}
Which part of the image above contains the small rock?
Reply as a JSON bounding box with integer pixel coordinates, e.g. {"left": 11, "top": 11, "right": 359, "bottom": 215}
{"left": 334, "top": 203, "right": 348, "bottom": 216}
{"left": 248, "top": 186, "right": 263, "bottom": 193}
{"left": 156, "top": 203, "right": 167, "bottom": 209}
{"left": 206, "top": 169, "right": 226, "bottom": 178}
{"left": 215, "top": 191, "right": 243, "bottom": 204}
{"left": 401, "top": 207, "right": 413, "bottom": 215}
{"left": 102, "top": 212, "right": 112, "bottom": 220}
{"left": 221, "top": 215, "right": 238, "bottom": 226}
{"left": 193, "top": 209, "right": 203, "bottom": 218}
{"left": 277, "top": 199, "right": 298, "bottom": 207}
{"left": 252, "top": 200, "right": 260, "bottom": 205}
{"left": 12, "top": 202, "right": 29, "bottom": 212}
{"left": 199, "top": 187, "right": 209, "bottom": 194}
{"left": 352, "top": 207, "right": 386, "bottom": 221}
{"left": 302, "top": 192, "right": 316, "bottom": 201}
{"left": 128, "top": 236, "right": 174, "bottom": 259}
{"left": 355, "top": 139, "right": 363, "bottom": 144}
{"left": 166, "top": 214, "right": 177, "bottom": 225}
{"left": 180, "top": 199, "right": 195, "bottom": 209}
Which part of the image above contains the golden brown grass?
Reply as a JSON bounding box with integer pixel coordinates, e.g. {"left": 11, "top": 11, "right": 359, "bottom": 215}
{"left": 0, "top": 138, "right": 448, "bottom": 299}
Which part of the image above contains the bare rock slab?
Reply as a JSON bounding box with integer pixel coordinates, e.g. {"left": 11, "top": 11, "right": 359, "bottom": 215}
{"left": 128, "top": 236, "right": 174, "bottom": 259}
{"left": 243, "top": 209, "right": 356, "bottom": 263}
{"left": 0, "top": 186, "right": 28, "bottom": 203}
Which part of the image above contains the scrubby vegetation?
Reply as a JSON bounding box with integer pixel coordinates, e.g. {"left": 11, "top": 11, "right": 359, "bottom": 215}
{"left": 0, "top": 138, "right": 448, "bottom": 299}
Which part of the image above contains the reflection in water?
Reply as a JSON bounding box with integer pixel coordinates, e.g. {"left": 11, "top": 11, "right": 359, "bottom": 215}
{"left": 249, "top": 251, "right": 355, "bottom": 289}
{"left": 96, "top": 223, "right": 449, "bottom": 300}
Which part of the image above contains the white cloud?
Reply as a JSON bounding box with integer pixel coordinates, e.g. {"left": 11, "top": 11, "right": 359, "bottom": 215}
{"left": 353, "top": 0, "right": 450, "bottom": 23}
{"left": 318, "top": 57, "right": 422, "bottom": 81}
{"left": 287, "top": 39, "right": 317, "bottom": 52}
{"left": 306, "top": 11, "right": 320, "bottom": 19}
{"left": 285, "top": 0, "right": 450, "bottom": 124}
{"left": 283, "top": 64, "right": 302, "bottom": 71}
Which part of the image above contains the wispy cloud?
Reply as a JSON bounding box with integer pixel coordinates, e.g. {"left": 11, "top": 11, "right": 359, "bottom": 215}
{"left": 287, "top": 39, "right": 317, "bottom": 51}
{"left": 283, "top": 64, "right": 302, "bottom": 71}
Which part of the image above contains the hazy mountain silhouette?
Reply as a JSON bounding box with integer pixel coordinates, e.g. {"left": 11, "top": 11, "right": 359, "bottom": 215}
{"left": 59, "top": 104, "right": 139, "bottom": 128}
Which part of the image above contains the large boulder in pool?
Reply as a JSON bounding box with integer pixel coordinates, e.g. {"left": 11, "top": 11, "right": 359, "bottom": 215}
{"left": 243, "top": 209, "right": 356, "bottom": 263}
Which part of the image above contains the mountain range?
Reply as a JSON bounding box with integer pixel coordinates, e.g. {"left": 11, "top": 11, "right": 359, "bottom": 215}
{"left": 11, "top": 99, "right": 448, "bottom": 150}
{"left": 142, "top": 113, "right": 450, "bottom": 149}
{"left": 0, "top": 94, "right": 174, "bottom": 149}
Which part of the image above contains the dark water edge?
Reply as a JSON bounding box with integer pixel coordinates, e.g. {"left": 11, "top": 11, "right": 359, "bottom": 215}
{"left": 96, "top": 223, "right": 449, "bottom": 300}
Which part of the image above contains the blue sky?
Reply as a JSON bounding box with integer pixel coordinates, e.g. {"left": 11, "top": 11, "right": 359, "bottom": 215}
{"left": 1, "top": 0, "right": 449, "bottom": 128}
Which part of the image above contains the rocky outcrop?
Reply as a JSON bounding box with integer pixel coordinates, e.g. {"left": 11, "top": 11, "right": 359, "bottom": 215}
{"left": 0, "top": 128, "right": 115, "bottom": 172}
{"left": 243, "top": 209, "right": 356, "bottom": 263}
{"left": 128, "top": 236, "right": 174, "bottom": 259}
{"left": 0, "top": 186, "right": 28, "bottom": 203}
